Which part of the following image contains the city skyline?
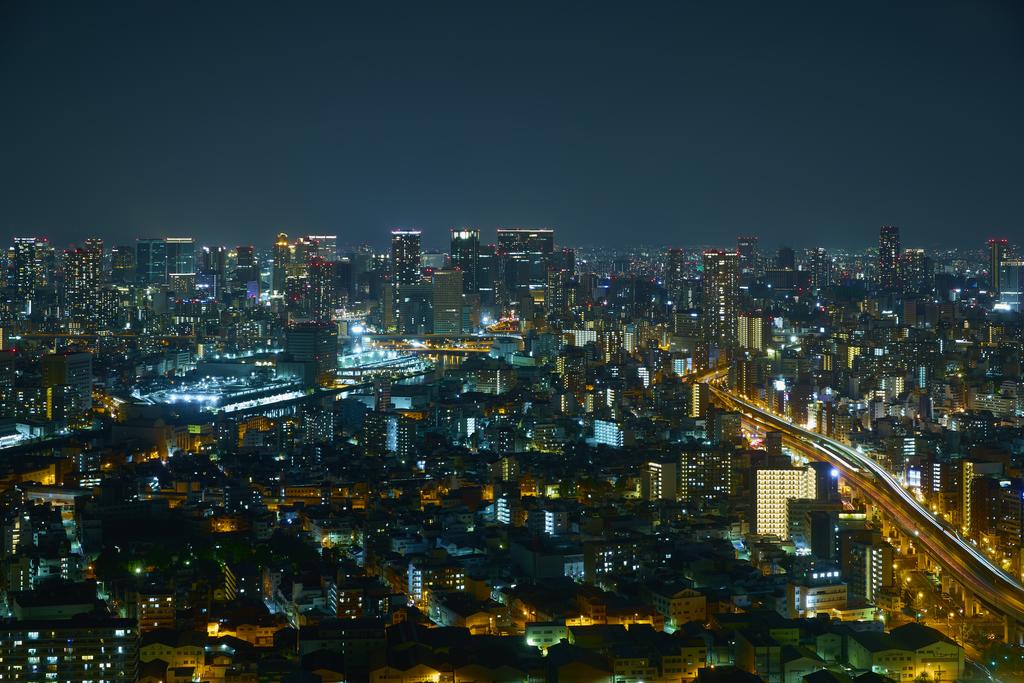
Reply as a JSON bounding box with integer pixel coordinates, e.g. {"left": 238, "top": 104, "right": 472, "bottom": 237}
{"left": 1, "top": 3, "right": 1023, "bottom": 681}
{"left": 5, "top": 225, "right": 1020, "bottom": 254}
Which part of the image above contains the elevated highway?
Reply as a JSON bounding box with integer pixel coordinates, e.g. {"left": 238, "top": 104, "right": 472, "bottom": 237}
{"left": 704, "top": 370, "right": 1024, "bottom": 631}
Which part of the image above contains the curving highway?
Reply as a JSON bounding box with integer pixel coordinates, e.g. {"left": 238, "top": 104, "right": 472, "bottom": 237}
{"left": 705, "top": 373, "right": 1024, "bottom": 625}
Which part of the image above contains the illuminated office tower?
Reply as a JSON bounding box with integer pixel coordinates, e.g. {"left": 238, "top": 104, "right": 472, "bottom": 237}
{"left": 165, "top": 237, "right": 195, "bottom": 277}
{"left": 286, "top": 322, "right": 338, "bottom": 384}
{"left": 736, "top": 235, "right": 759, "bottom": 284}
{"left": 306, "top": 257, "right": 336, "bottom": 322}
{"left": 308, "top": 234, "right": 337, "bottom": 260}
{"left": 10, "top": 236, "right": 51, "bottom": 298}
{"left": 545, "top": 267, "right": 569, "bottom": 318}
{"left": 110, "top": 244, "right": 136, "bottom": 284}
{"left": 477, "top": 243, "right": 498, "bottom": 309}
{"left": 997, "top": 259, "right": 1023, "bottom": 312}
{"left": 810, "top": 247, "right": 831, "bottom": 290}
{"left": 235, "top": 245, "right": 259, "bottom": 293}
{"left": 700, "top": 250, "right": 740, "bottom": 358}
{"left": 665, "top": 247, "right": 687, "bottom": 306}
{"left": 202, "top": 244, "right": 228, "bottom": 278}
{"left": 754, "top": 465, "right": 817, "bottom": 538}
{"left": 136, "top": 238, "right": 168, "bottom": 285}
{"left": 989, "top": 238, "right": 1009, "bottom": 293}
{"left": 450, "top": 228, "right": 480, "bottom": 293}
{"left": 432, "top": 269, "right": 464, "bottom": 334}
{"left": 878, "top": 225, "right": 901, "bottom": 292}
{"left": 273, "top": 232, "right": 291, "bottom": 295}
{"left": 497, "top": 228, "right": 554, "bottom": 297}
{"left": 63, "top": 238, "right": 103, "bottom": 321}
{"left": 390, "top": 229, "right": 422, "bottom": 286}
{"left": 901, "top": 248, "right": 931, "bottom": 295}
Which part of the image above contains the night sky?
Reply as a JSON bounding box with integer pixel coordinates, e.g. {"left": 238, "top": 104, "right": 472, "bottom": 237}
{"left": 1, "top": 1, "right": 1022, "bottom": 250}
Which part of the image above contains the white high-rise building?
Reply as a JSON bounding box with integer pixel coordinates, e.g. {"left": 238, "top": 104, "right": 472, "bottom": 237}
{"left": 754, "top": 466, "right": 817, "bottom": 538}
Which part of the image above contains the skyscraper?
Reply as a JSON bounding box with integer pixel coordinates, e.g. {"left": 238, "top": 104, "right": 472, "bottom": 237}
{"left": 165, "top": 237, "right": 195, "bottom": 277}
{"left": 701, "top": 250, "right": 740, "bottom": 360}
{"left": 63, "top": 239, "right": 103, "bottom": 321}
{"left": 110, "top": 245, "right": 135, "bottom": 284}
{"left": 901, "top": 248, "right": 931, "bottom": 295}
{"left": 450, "top": 228, "right": 480, "bottom": 293}
{"left": 273, "top": 232, "right": 290, "bottom": 295}
{"left": 306, "top": 257, "right": 336, "bottom": 322}
{"left": 736, "top": 235, "right": 759, "bottom": 284}
{"left": 665, "top": 248, "right": 687, "bottom": 306}
{"left": 136, "top": 238, "right": 168, "bottom": 285}
{"left": 9, "top": 236, "right": 51, "bottom": 300}
{"left": 432, "top": 269, "right": 464, "bottom": 334}
{"left": 989, "top": 238, "right": 1009, "bottom": 293}
{"left": 878, "top": 225, "right": 901, "bottom": 292}
{"left": 390, "top": 229, "right": 422, "bottom": 286}
{"left": 308, "top": 234, "right": 338, "bottom": 260}
{"left": 997, "top": 259, "right": 1023, "bottom": 312}
{"left": 810, "top": 247, "right": 831, "bottom": 290}
{"left": 496, "top": 228, "right": 554, "bottom": 299}
{"left": 235, "top": 245, "right": 259, "bottom": 295}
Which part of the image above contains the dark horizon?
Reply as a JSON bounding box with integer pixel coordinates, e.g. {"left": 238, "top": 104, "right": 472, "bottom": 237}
{"left": 2, "top": 0, "right": 1023, "bottom": 249}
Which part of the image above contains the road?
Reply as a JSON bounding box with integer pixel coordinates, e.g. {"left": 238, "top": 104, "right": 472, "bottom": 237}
{"left": 705, "top": 374, "right": 1024, "bottom": 627}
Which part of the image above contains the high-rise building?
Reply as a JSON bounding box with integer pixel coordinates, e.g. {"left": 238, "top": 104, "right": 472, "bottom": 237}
{"left": 901, "top": 248, "right": 932, "bottom": 295}
{"left": 308, "top": 234, "right": 338, "bottom": 260}
{"left": 63, "top": 238, "right": 103, "bottom": 321}
{"left": 306, "top": 257, "right": 336, "bottom": 322}
{"left": 737, "top": 312, "right": 771, "bottom": 352}
{"left": 432, "top": 269, "right": 464, "bottom": 334}
{"left": 645, "top": 459, "right": 678, "bottom": 501}
{"left": 989, "top": 238, "right": 1009, "bottom": 293}
{"left": 689, "top": 382, "right": 709, "bottom": 418}
{"left": 700, "top": 250, "right": 740, "bottom": 361}
{"left": 110, "top": 244, "right": 135, "bottom": 284}
{"left": 477, "top": 243, "right": 498, "bottom": 311}
{"left": 136, "top": 238, "right": 168, "bottom": 285}
{"left": 878, "top": 225, "right": 901, "bottom": 292}
{"left": 9, "top": 236, "right": 52, "bottom": 301}
{"left": 736, "top": 235, "right": 759, "bottom": 284}
{"left": 544, "top": 267, "right": 569, "bottom": 319}
{"left": 273, "top": 232, "right": 291, "bottom": 295}
{"left": 810, "top": 247, "right": 831, "bottom": 290}
{"left": 996, "top": 259, "right": 1023, "bottom": 312}
{"left": 754, "top": 466, "right": 817, "bottom": 538}
{"left": 450, "top": 228, "right": 480, "bottom": 293}
{"left": 665, "top": 247, "right": 687, "bottom": 306}
{"left": 42, "top": 351, "right": 93, "bottom": 419}
{"left": 235, "top": 245, "right": 259, "bottom": 293}
{"left": 497, "top": 228, "right": 554, "bottom": 299}
{"left": 390, "top": 229, "right": 422, "bottom": 286}
{"left": 285, "top": 323, "right": 338, "bottom": 384}
{"left": 165, "top": 237, "right": 195, "bottom": 277}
